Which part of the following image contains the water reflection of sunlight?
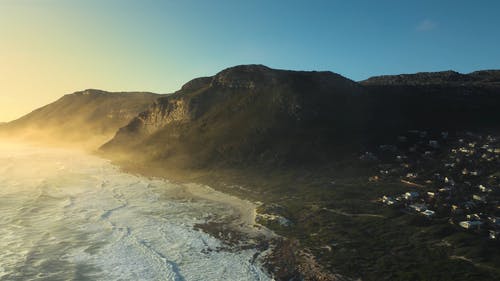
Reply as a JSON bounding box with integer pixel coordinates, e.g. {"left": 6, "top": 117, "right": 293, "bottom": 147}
{"left": 0, "top": 142, "right": 272, "bottom": 281}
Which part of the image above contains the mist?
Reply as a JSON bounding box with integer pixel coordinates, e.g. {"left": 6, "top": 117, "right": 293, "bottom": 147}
{"left": 0, "top": 142, "right": 271, "bottom": 281}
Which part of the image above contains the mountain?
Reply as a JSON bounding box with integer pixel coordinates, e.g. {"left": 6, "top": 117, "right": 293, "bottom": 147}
{"left": 3, "top": 66, "right": 500, "bottom": 280}
{"left": 3, "top": 65, "right": 499, "bottom": 163}
{"left": 101, "top": 65, "right": 366, "bottom": 168}
{"left": 360, "top": 70, "right": 500, "bottom": 142}
{"left": 0, "top": 89, "right": 163, "bottom": 149}
{"left": 361, "top": 69, "right": 500, "bottom": 86}
{"left": 101, "top": 65, "right": 500, "bottom": 169}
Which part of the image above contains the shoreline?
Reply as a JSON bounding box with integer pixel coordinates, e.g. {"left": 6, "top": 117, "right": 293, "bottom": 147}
{"left": 110, "top": 158, "right": 353, "bottom": 281}
{"left": 181, "top": 183, "right": 276, "bottom": 239}
{"left": 0, "top": 140, "right": 348, "bottom": 280}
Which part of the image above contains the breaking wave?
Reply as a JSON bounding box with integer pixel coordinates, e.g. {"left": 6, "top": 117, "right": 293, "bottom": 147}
{"left": 0, "top": 142, "right": 271, "bottom": 281}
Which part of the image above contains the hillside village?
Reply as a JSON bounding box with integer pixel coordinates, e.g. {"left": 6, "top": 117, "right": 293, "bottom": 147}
{"left": 363, "top": 131, "right": 500, "bottom": 240}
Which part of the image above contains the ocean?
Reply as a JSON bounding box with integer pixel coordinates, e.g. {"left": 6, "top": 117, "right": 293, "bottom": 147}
{"left": 0, "top": 142, "right": 271, "bottom": 281}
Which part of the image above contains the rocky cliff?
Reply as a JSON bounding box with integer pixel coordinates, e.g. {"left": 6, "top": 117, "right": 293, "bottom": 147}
{"left": 102, "top": 65, "right": 500, "bottom": 168}
{"left": 102, "top": 65, "right": 365, "bottom": 167}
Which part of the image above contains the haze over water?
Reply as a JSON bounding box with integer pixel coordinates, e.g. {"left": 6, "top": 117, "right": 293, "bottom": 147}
{"left": 0, "top": 142, "right": 271, "bottom": 281}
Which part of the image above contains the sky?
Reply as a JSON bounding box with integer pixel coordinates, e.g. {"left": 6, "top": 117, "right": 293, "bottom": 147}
{"left": 1, "top": 0, "right": 500, "bottom": 122}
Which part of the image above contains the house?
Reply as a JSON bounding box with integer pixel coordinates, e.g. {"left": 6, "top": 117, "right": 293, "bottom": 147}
{"left": 438, "top": 187, "right": 451, "bottom": 193}
{"left": 459, "top": 147, "right": 470, "bottom": 153}
{"left": 451, "top": 204, "right": 463, "bottom": 214}
{"left": 488, "top": 217, "right": 500, "bottom": 227}
{"left": 463, "top": 201, "right": 477, "bottom": 210}
{"left": 472, "top": 194, "right": 487, "bottom": 203}
{"left": 379, "top": 145, "right": 397, "bottom": 152}
{"left": 409, "top": 203, "right": 427, "bottom": 212}
{"left": 487, "top": 135, "right": 497, "bottom": 142}
{"left": 421, "top": 210, "right": 435, "bottom": 218}
{"left": 459, "top": 221, "right": 483, "bottom": 229}
{"left": 470, "top": 170, "right": 480, "bottom": 176}
{"left": 398, "top": 136, "right": 408, "bottom": 142}
{"left": 396, "top": 155, "right": 407, "bottom": 161}
{"left": 466, "top": 213, "right": 482, "bottom": 221}
{"left": 445, "top": 177, "right": 456, "bottom": 186}
{"left": 404, "top": 191, "right": 420, "bottom": 200}
{"left": 382, "top": 195, "right": 393, "bottom": 203}
{"left": 406, "top": 173, "right": 418, "bottom": 179}
{"left": 385, "top": 198, "right": 399, "bottom": 206}
{"left": 360, "top": 152, "right": 378, "bottom": 161}
{"left": 429, "top": 140, "right": 439, "bottom": 148}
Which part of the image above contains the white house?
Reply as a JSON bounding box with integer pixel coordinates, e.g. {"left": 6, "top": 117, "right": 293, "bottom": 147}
{"left": 459, "top": 221, "right": 483, "bottom": 229}
{"left": 409, "top": 203, "right": 427, "bottom": 212}
{"left": 404, "top": 191, "right": 420, "bottom": 200}
{"left": 473, "top": 194, "right": 487, "bottom": 203}
{"left": 429, "top": 140, "right": 439, "bottom": 148}
{"left": 421, "top": 210, "right": 435, "bottom": 218}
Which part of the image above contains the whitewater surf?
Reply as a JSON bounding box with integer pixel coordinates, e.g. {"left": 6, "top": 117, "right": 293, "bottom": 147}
{"left": 0, "top": 142, "right": 272, "bottom": 281}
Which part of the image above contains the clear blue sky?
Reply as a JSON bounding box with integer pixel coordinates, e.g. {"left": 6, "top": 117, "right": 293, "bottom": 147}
{"left": 1, "top": 0, "right": 499, "bottom": 121}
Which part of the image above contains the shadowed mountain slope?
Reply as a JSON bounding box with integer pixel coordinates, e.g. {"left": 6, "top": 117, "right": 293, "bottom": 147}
{"left": 101, "top": 65, "right": 366, "bottom": 168}
{"left": 101, "top": 66, "right": 500, "bottom": 168}
{"left": 361, "top": 70, "right": 500, "bottom": 86}
{"left": 360, "top": 70, "right": 500, "bottom": 142}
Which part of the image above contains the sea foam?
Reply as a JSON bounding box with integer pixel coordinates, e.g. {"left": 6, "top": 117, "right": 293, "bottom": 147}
{"left": 0, "top": 142, "right": 272, "bottom": 281}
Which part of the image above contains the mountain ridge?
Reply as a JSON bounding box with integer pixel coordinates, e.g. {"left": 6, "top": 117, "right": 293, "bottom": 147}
{"left": 101, "top": 65, "right": 366, "bottom": 168}
{"left": 361, "top": 69, "right": 500, "bottom": 86}
{"left": 0, "top": 89, "right": 163, "bottom": 149}
{"left": 100, "top": 65, "right": 500, "bottom": 168}
{"left": 2, "top": 65, "right": 499, "bottom": 159}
